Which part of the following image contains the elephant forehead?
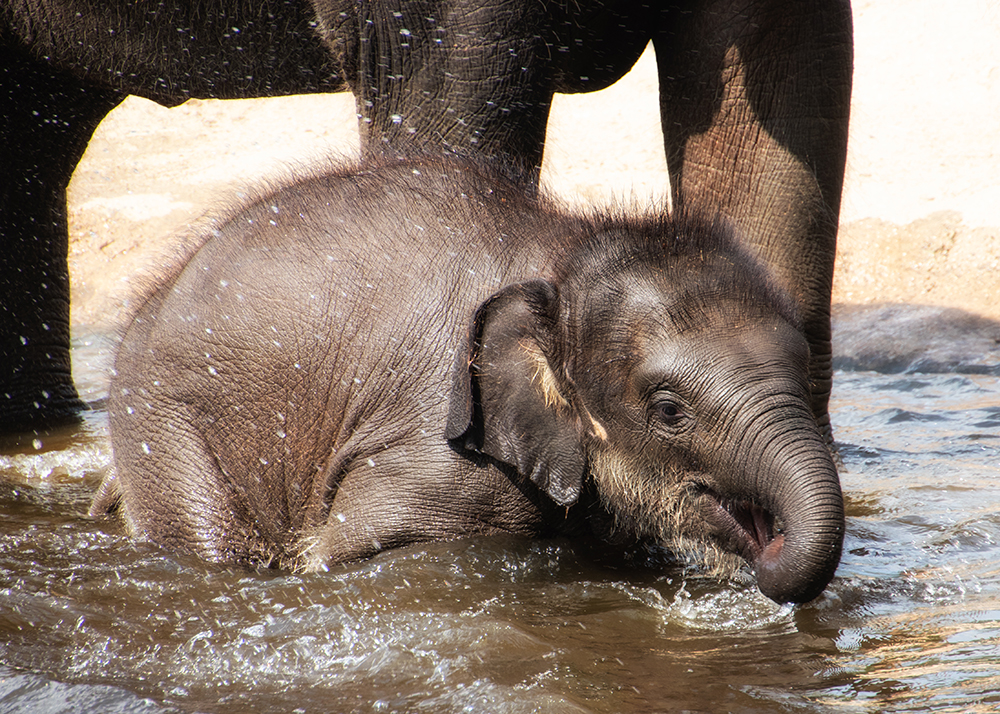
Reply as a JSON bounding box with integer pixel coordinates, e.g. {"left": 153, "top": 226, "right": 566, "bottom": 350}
{"left": 631, "top": 317, "right": 811, "bottom": 391}
{"left": 585, "top": 282, "right": 779, "bottom": 342}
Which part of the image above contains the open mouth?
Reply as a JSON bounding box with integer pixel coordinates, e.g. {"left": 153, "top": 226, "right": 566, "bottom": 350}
{"left": 697, "top": 488, "right": 778, "bottom": 564}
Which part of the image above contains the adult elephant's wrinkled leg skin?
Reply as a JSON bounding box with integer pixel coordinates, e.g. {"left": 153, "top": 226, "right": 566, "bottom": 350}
{"left": 655, "top": 0, "right": 853, "bottom": 443}
{"left": 345, "top": 0, "right": 555, "bottom": 176}
{"left": 334, "top": 0, "right": 659, "bottom": 179}
{"left": 0, "top": 48, "right": 122, "bottom": 432}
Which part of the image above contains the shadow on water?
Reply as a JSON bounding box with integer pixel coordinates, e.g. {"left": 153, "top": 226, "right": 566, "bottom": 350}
{"left": 833, "top": 303, "right": 1000, "bottom": 375}
{"left": 0, "top": 306, "right": 999, "bottom": 713}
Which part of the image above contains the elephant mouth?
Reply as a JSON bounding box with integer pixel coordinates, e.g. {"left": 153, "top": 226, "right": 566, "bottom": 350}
{"left": 699, "top": 489, "right": 779, "bottom": 565}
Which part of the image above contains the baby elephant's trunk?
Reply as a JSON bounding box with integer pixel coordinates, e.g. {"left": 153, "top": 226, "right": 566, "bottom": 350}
{"left": 751, "top": 433, "right": 844, "bottom": 604}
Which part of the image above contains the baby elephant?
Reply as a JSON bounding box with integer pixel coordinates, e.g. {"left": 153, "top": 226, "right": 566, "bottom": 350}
{"left": 92, "top": 156, "right": 844, "bottom": 604}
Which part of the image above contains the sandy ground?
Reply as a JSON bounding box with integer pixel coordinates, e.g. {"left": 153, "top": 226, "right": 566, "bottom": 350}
{"left": 66, "top": 1, "right": 1000, "bottom": 370}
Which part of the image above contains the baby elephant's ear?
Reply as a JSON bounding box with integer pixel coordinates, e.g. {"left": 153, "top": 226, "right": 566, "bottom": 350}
{"left": 445, "top": 280, "right": 584, "bottom": 506}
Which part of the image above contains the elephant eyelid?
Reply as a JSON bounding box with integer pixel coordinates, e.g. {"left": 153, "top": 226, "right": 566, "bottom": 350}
{"left": 648, "top": 389, "right": 688, "bottom": 426}
{"left": 645, "top": 382, "right": 682, "bottom": 403}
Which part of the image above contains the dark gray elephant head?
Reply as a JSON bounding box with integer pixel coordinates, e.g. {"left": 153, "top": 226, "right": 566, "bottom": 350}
{"left": 447, "top": 215, "right": 844, "bottom": 603}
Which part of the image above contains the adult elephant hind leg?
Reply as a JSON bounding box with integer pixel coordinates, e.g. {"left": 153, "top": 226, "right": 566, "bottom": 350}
{"left": 654, "top": 0, "right": 853, "bottom": 443}
{"left": 0, "top": 48, "right": 123, "bottom": 433}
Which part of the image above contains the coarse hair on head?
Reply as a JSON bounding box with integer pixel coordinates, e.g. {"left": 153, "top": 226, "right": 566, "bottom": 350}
{"left": 554, "top": 206, "right": 803, "bottom": 333}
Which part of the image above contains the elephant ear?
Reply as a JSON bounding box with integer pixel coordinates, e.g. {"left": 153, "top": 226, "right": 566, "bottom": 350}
{"left": 445, "top": 280, "right": 584, "bottom": 506}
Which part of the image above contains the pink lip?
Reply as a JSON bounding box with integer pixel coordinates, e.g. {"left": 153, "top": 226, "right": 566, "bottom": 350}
{"left": 699, "top": 490, "right": 776, "bottom": 564}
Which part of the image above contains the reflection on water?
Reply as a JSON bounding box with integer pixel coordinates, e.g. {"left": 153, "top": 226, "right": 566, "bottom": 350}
{"left": 0, "top": 332, "right": 998, "bottom": 713}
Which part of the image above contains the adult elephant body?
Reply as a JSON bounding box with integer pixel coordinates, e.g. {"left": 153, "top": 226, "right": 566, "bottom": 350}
{"left": 1, "top": 2, "right": 346, "bottom": 431}
{"left": 94, "top": 156, "right": 844, "bottom": 604}
{"left": 1, "top": 1, "right": 852, "bottom": 439}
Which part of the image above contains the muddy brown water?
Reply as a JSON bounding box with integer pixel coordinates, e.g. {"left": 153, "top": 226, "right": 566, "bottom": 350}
{"left": 1, "top": 328, "right": 999, "bottom": 713}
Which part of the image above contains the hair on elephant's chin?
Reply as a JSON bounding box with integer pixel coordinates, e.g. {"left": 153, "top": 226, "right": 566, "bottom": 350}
{"left": 587, "top": 447, "right": 748, "bottom": 581}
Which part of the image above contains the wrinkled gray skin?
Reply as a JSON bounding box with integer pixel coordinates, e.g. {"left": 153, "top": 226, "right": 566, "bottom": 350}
{"left": 1, "top": 0, "right": 851, "bottom": 439}
{"left": 94, "top": 157, "right": 844, "bottom": 604}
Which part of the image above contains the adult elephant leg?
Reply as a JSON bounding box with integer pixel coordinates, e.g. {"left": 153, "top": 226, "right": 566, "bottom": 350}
{"left": 654, "top": 0, "right": 853, "bottom": 442}
{"left": 323, "top": 2, "right": 660, "bottom": 178}
{"left": 0, "top": 48, "right": 123, "bottom": 432}
{"left": 345, "top": 0, "right": 556, "bottom": 177}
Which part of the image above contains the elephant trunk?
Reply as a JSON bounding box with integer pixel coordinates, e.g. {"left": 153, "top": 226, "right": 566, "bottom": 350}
{"left": 752, "top": 432, "right": 844, "bottom": 604}
{"left": 755, "top": 459, "right": 843, "bottom": 604}
{"left": 709, "top": 416, "right": 845, "bottom": 604}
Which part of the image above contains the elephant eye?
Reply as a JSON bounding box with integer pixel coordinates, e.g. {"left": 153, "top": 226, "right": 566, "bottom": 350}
{"left": 660, "top": 403, "right": 680, "bottom": 418}
{"left": 652, "top": 396, "right": 686, "bottom": 426}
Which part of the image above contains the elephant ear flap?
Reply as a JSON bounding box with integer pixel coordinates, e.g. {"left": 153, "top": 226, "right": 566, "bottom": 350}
{"left": 445, "top": 280, "right": 584, "bottom": 506}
